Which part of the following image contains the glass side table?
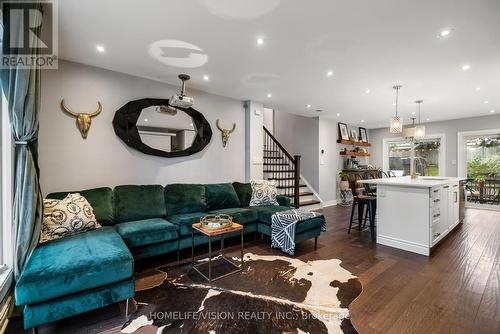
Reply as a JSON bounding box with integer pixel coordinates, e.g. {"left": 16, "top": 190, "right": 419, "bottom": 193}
{"left": 191, "top": 222, "right": 244, "bottom": 282}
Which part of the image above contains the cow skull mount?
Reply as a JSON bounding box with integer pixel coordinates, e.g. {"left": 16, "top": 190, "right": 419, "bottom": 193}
{"left": 60, "top": 99, "right": 102, "bottom": 139}
{"left": 216, "top": 120, "right": 236, "bottom": 148}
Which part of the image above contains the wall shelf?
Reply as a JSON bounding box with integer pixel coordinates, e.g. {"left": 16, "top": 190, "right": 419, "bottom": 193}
{"left": 337, "top": 140, "right": 371, "bottom": 147}
{"left": 339, "top": 151, "right": 371, "bottom": 157}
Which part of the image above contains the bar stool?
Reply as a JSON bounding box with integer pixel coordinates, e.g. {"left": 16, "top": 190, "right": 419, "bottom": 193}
{"left": 348, "top": 179, "right": 377, "bottom": 241}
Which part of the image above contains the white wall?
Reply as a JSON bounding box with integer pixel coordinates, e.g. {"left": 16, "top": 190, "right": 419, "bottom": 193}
{"left": 263, "top": 108, "right": 274, "bottom": 134}
{"left": 244, "top": 101, "right": 264, "bottom": 181}
{"left": 318, "top": 117, "right": 339, "bottom": 204}
{"left": 39, "top": 61, "right": 246, "bottom": 195}
{"left": 369, "top": 114, "right": 500, "bottom": 177}
{"left": 274, "top": 111, "right": 319, "bottom": 190}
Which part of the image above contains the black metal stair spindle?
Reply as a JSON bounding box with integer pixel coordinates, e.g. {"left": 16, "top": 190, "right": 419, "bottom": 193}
{"left": 262, "top": 126, "right": 300, "bottom": 208}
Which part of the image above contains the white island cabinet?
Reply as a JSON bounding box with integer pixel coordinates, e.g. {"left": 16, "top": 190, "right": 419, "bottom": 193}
{"left": 361, "top": 176, "right": 465, "bottom": 256}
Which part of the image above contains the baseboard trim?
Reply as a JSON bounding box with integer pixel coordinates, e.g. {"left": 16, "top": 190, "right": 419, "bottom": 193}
{"left": 321, "top": 200, "right": 337, "bottom": 208}
{"left": 377, "top": 235, "right": 430, "bottom": 256}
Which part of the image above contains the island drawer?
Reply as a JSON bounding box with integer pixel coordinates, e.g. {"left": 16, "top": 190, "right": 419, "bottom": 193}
{"left": 431, "top": 219, "right": 446, "bottom": 244}
{"left": 431, "top": 187, "right": 441, "bottom": 199}
{"left": 431, "top": 206, "right": 441, "bottom": 222}
{"left": 430, "top": 196, "right": 441, "bottom": 207}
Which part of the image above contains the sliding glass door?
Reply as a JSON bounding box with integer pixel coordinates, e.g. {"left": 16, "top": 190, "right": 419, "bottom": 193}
{"left": 459, "top": 131, "right": 500, "bottom": 210}
{"left": 384, "top": 135, "right": 445, "bottom": 177}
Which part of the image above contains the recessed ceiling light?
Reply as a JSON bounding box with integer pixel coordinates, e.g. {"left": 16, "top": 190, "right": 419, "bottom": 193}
{"left": 203, "top": 75, "right": 209, "bottom": 81}
{"left": 267, "top": 93, "right": 272, "bottom": 98}
{"left": 475, "top": 87, "right": 481, "bottom": 91}
{"left": 96, "top": 45, "right": 105, "bottom": 53}
{"left": 439, "top": 29, "right": 452, "bottom": 38}
{"left": 365, "top": 89, "right": 370, "bottom": 94}
{"left": 361, "top": 119, "right": 365, "bottom": 123}
{"left": 426, "top": 118, "right": 430, "bottom": 121}
{"left": 256, "top": 37, "right": 264, "bottom": 45}
{"left": 490, "top": 110, "right": 496, "bottom": 113}
{"left": 327, "top": 70, "right": 333, "bottom": 77}
{"left": 144, "top": 118, "right": 148, "bottom": 122}
{"left": 461, "top": 64, "right": 471, "bottom": 71}
{"left": 484, "top": 100, "right": 489, "bottom": 104}
{"left": 336, "top": 113, "right": 340, "bottom": 117}
{"left": 306, "top": 104, "right": 311, "bottom": 108}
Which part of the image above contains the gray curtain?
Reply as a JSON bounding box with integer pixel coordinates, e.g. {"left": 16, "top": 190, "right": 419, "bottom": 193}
{"left": 1, "top": 5, "right": 43, "bottom": 279}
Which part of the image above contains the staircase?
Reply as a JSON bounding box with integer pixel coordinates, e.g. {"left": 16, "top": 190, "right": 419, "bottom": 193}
{"left": 263, "top": 126, "right": 321, "bottom": 209}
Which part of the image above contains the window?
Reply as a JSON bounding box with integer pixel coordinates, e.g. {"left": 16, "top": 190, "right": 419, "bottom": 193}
{"left": 1, "top": 90, "right": 13, "bottom": 299}
{"left": 383, "top": 135, "right": 446, "bottom": 177}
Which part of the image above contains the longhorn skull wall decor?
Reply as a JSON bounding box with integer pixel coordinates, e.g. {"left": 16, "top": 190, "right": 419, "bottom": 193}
{"left": 216, "top": 119, "right": 236, "bottom": 147}
{"left": 60, "top": 99, "right": 102, "bottom": 139}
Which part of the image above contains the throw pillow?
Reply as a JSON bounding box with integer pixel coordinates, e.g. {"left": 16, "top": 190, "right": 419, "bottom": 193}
{"left": 40, "top": 193, "right": 101, "bottom": 244}
{"left": 249, "top": 180, "right": 279, "bottom": 206}
{"left": 232, "top": 182, "right": 252, "bottom": 207}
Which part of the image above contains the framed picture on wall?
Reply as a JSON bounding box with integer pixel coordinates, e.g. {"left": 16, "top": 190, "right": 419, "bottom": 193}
{"left": 338, "top": 122, "right": 349, "bottom": 140}
{"left": 350, "top": 129, "right": 357, "bottom": 140}
{"left": 359, "top": 127, "right": 368, "bottom": 142}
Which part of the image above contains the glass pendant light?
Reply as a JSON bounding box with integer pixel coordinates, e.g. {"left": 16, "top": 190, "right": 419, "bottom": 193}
{"left": 403, "top": 118, "right": 416, "bottom": 140}
{"left": 390, "top": 85, "right": 403, "bottom": 133}
{"left": 414, "top": 100, "right": 426, "bottom": 139}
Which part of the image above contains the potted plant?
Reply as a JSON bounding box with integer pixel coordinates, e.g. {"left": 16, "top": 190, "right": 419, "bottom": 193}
{"left": 475, "top": 175, "right": 486, "bottom": 188}
{"left": 338, "top": 171, "right": 350, "bottom": 191}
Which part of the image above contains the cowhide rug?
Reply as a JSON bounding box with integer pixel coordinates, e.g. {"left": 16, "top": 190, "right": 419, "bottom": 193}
{"left": 121, "top": 253, "right": 362, "bottom": 334}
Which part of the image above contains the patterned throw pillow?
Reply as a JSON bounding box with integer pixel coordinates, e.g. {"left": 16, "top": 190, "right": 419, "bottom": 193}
{"left": 40, "top": 193, "right": 101, "bottom": 244}
{"left": 249, "top": 180, "right": 279, "bottom": 206}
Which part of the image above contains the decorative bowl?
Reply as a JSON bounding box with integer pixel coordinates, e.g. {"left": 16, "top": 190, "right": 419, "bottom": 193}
{"left": 200, "top": 214, "right": 233, "bottom": 229}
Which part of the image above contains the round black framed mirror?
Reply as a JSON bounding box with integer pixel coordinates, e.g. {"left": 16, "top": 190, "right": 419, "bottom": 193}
{"left": 113, "top": 98, "right": 212, "bottom": 158}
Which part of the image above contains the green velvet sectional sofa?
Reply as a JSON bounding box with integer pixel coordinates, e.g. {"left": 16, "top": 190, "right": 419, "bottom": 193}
{"left": 15, "top": 182, "right": 326, "bottom": 330}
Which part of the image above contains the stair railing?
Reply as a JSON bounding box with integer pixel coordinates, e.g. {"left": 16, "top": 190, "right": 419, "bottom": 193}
{"left": 263, "top": 126, "right": 301, "bottom": 208}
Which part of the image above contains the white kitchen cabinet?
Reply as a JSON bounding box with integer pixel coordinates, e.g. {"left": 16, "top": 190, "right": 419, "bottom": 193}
{"left": 430, "top": 182, "right": 459, "bottom": 247}
{"left": 361, "top": 177, "right": 465, "bottom": 256}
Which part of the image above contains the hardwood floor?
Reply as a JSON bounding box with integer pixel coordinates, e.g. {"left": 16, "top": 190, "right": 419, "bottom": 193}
{"left": 6, "top": 206, "right": 500, "bottom": 334}
{"left": 337, "top": 207, "right": 500, "bottom": 334}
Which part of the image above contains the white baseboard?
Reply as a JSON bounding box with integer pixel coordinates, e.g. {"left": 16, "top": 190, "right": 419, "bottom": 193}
{"left": 377, "top": 235, "right": 430, "bottom": 256}
{"left": 321, "top": 200, "right": 337, "bottom": 208}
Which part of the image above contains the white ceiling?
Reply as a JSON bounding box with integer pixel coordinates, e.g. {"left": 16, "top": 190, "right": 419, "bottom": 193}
{"left": 58, "top": 0, "right": 500, "bottom": 128}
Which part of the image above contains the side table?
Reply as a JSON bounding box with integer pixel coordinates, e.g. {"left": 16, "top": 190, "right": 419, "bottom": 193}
{"left": 191, "top": 222, "right": 244, "bottom": 282}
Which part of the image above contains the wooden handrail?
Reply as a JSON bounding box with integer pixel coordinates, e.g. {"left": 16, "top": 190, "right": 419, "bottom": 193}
{"left": 263, "top": 126, "right": 296, "bottom": 163}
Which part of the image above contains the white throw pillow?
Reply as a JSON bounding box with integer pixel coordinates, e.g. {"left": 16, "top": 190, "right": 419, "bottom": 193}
{"left": 40, "top": 193, "right": 101, "bottom": 244}
{"left": 249, "top": 180, "right": 279, "bottom": 206}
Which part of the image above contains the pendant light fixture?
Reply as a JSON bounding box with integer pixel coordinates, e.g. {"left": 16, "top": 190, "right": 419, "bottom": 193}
{"left": 390, "top": 85, "right": 403, "bottom": 133}
{"left": 414, "top": 100, "right": 426, "bottom": 139}
{"left": 403, "top": 117, "right": 416, "bottom": 140}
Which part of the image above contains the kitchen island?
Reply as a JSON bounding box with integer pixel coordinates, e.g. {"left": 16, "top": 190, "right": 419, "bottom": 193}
{"left": 361, "top": 176, "right": 465, "bottom": 256}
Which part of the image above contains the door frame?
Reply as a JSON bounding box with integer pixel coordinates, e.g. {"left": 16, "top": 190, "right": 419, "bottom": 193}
{"left": 382, "top": 133, "right": 446, "bottom": 176}
{"left": 457, "top": 128, "right": 500, "bottom": 177}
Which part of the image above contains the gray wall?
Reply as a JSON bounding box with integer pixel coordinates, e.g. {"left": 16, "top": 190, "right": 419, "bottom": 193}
{"left": 273, "top": 112, "right": 340, "bottom": 203}
{"left": 274, "top": 111, "right": 319, "bottom": 190}
{"left": 39, "top": 61, "right": 246, "bottom": 195}
{"left": 369, "top": 114, "right": 500, "bottom": 177}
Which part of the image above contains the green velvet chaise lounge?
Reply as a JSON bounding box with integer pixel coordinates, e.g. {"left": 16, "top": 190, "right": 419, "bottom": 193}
{"left": 15, "top": 182, "right": 326, "bottom": 330}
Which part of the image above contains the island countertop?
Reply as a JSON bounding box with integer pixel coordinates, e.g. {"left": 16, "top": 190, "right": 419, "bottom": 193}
{"left": 360, "top": 176, "right": 466, "bottom": 188}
